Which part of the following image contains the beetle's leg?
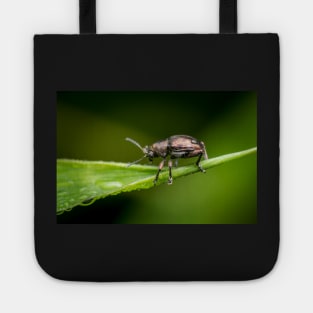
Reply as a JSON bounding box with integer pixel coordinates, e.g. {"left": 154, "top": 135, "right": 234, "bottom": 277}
{"left": 168, "top": 159, "right": 173, "bottom": 185}
{"left": 201, "top": 141, "right": 208, "bottom": 160}
{"left": 196, "top": 153, "right": 206, "bottom": 173}
{"left": 154, "top": 158, "right": 166, "bottom": 185}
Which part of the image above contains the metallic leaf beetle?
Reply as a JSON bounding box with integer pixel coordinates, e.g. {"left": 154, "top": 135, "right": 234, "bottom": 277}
{"left": 125, "top": 135, "right": 208, "bottom": 185}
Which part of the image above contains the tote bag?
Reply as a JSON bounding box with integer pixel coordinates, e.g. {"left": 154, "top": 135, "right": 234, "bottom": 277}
{"left": 34, "top": 0, "right": 280, "bottom": 281}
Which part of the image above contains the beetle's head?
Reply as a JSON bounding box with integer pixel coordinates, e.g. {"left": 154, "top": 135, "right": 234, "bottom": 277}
{"left": 125, "top": 137, "right": 153, "bottom": 167}
{"left": 143, "top": 145, "right": 154, "bottom": 160}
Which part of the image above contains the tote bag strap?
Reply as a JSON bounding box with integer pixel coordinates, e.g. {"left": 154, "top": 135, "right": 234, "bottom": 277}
{"left": 79, "top": 0, "right": 237, "bottom": 34}
{"left": 80, "top": 0, "right": 96, "bottom": 34}
{"left": 219, "top": 0, "right": 237, "bottom": 33}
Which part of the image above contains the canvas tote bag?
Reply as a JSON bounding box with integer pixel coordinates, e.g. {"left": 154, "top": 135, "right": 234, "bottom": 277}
{"left": 34, "top": 0, "right": 279, "bottom": 281}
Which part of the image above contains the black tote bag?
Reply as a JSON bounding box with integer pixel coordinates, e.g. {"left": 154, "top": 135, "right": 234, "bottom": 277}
{"left": 34, "top": 0, "right": 279, "bottom": 281}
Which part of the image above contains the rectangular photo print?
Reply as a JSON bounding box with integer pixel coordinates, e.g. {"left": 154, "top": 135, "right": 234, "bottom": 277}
{"left": 57, "top": 91, "right": 257, "bottom": 224}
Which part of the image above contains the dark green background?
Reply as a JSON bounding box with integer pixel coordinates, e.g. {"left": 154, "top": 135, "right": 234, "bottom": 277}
{"left": 57, "top": 91, "right": 257, "bottom": 224}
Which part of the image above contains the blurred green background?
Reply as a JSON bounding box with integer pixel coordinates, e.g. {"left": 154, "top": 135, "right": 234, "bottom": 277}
{"left": 57, "top": 91, "right": 257, "bottom": 224}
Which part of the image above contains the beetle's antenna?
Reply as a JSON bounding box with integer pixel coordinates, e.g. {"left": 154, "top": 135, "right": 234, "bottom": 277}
{"left": 125, "top": 137, "right": 144, "bottom": 152}
{"left": 125, "top": 137, "right": 147, "bottom": 167}
{"left": 126, "top": 155, "right": 146, "bottom": 168}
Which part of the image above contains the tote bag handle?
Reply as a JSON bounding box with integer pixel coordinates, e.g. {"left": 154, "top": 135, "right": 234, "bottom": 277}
{"left": 79, "top": 0, "right": 237, "bottom": 34}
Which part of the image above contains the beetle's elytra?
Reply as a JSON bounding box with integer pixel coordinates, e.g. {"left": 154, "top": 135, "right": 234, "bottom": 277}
{"left": 125, "top": 135, "right": 208, "bottom": 185}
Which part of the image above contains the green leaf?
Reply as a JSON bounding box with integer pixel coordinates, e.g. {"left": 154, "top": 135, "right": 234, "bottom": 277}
{"left": 57, "top": 147, "right": 257, "bottom": 214}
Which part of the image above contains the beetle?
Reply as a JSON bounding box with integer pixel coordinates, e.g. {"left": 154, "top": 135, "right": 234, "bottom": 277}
{"left": 125, "top": 135, "right": 208, "bottom": 185}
